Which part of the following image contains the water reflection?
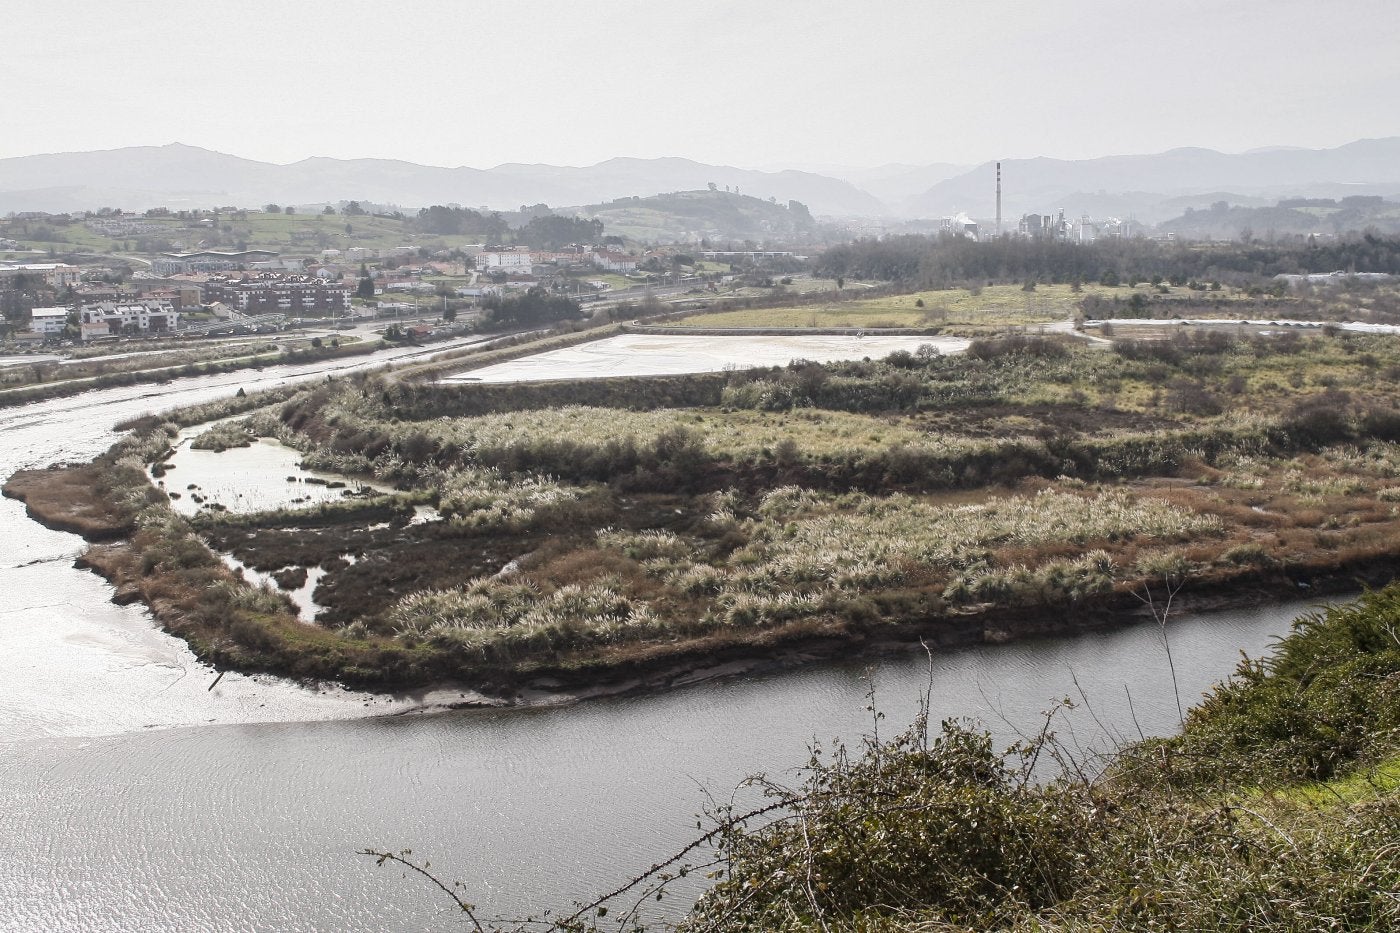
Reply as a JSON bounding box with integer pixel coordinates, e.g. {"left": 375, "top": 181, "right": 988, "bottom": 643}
{"left": 163, "top": 429, "right": 394, "bottom": 517}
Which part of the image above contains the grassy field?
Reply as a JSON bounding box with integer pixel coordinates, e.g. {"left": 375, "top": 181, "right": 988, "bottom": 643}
{"left": 229, "top": 211, "right": 471, "bottom": 253}
{"left": 569, "top": 206, "right": 679, "bottom": 242}
{"left": 294, "top": 403, "right": 983, "bottom": 463}
{"left": 673, "top": 283, "right": 1123, "bottom": 329}
{"left": 670, "top": 280, "right": 1292, "bottom": 331}
{"left": 2, "top": 223, "right": 110, "bottom": 253}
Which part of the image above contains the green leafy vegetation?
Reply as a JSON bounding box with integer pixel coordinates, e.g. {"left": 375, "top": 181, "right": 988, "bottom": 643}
{"left": 1159, "top": 196, "right": 1400, "bottom": 240}
{"left": 479, "top": 286, "right": 582, "bottom": 328}
{"left": 189, "top": 422, "right": 254, "bottom": 451}
{"left": 817, "top": 232, "right": 1400, "bottom": 288}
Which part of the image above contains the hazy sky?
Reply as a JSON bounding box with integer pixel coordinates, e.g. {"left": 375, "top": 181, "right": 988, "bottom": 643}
{"left": 3, "top": 0, "right": 1397, "bottom": 169}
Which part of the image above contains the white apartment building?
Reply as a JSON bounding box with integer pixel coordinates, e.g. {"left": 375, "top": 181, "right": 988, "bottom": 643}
{"left": 28, "top": 306, "right": 69, "bottom": 335}
{"left": 0, "top": 263, "right": 82, "bottom": 288}
{"left": 78, "top": 299, "right": 180, "bottom": 337}
{"left": 477, "top": 250, "right": 536, "bottom": 273}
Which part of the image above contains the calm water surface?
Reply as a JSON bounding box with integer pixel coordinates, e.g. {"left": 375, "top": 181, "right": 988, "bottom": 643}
{"left": 0, "top": 343, "right": 1331, "bottom": 931}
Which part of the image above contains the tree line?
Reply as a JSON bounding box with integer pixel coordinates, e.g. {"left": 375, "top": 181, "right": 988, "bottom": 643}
{"left": 816, "top": 232, "right": 1400, "bottom": 287}
{"left": 479, "top": 286, "right": 582, "bottom": 328}
{"left": 414, "top": 205, "right": 603, "bottom": 248}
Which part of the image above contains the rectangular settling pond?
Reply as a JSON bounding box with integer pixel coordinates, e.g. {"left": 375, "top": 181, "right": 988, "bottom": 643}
{"left": 443, "top": 332, "right": 969, "bottom": 383}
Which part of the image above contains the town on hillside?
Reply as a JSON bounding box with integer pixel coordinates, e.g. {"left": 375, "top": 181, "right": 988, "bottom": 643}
{"left": 6, "top": 187, "right": 1359, "bottom": 348}
{"left": 3, "top": 200, "right": 837, "bottom": 346}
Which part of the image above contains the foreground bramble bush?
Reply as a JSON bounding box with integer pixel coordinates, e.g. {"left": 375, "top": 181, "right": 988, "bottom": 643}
{"left": 675, "top": 589, "right": 1400, "bottom": 932}
{"left": 680, "top": 733, "right": 1399, "bottom": 932}
{"left": 684, "top": 722, "right": 1100, "bottom": 931}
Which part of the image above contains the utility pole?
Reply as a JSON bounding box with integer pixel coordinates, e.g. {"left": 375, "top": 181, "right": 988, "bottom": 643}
{"left": 996, "top": 162, "right": 1002, "bottom": 237}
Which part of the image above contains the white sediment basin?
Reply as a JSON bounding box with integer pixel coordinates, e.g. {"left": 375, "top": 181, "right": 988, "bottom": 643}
{"left": 443, "top": 333, "right": 969, "bottom": 383}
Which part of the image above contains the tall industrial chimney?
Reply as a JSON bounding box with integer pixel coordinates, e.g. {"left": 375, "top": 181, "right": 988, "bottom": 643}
{"left": 996, "top": 162, "right": 1002, "bottom": 236}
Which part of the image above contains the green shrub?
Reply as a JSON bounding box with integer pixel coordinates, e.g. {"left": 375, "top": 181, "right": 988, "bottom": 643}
{"left": 1153, "top": 586, "right": 1400, "bottom": 785}
{"left": 190, "top": 423, "right": 255, "bottom": 452}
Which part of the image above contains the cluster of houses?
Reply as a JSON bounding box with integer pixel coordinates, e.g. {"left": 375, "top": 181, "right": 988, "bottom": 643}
{"left": 4, "top": 232, "right": 666, "bottom": 345}
{"left": 454, "top": 245, "right": 638, "bottom": 275}
{"left": 18, "top": 299, "right": 182, "bottom": 343}
{"left": 150, "top": 250, "right": 283, "bottom": 275}
{"left": 201, "top": 272, "right": 351, "bottom": 314}
{"left": 311, "top": 243, "right": 639, "bottom": 275}
{"left": 77, "top": 300, "right": 181, "bottom": 339}
{"left": 0, "top": 262, "right": 83, "bottom": 289}
{"left": 335, "top": 244, "right": 649, "bottom": 301}
{"left": 10, "top": 260, "right": 352, "bottom": 343}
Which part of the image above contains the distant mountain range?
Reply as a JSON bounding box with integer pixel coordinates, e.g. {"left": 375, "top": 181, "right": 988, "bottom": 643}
{"left": 0, "top": 144, "right": 883, "bottom": 218}
{"left": 1, "top": 139, "right": 1399, "bottom": 226}
{"left": 905, "top": 138, "right": 1400, "bottom": 223}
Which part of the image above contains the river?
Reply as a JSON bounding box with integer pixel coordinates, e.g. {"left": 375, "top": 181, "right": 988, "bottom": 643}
{"left": 0, "top": 341, "right": 1329, "bottom": 931}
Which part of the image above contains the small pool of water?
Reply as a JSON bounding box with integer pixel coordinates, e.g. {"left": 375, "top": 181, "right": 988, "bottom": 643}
{"left": 158, "top": 427, "right": 395, "bottom": 517}
{"left": 219, "top": 553, "right": 330, "bottom": 624}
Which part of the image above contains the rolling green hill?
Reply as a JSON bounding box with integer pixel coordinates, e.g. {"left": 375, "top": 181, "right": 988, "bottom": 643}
{"left": 570, "top": 189, "right": 820, "bottom": 243}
